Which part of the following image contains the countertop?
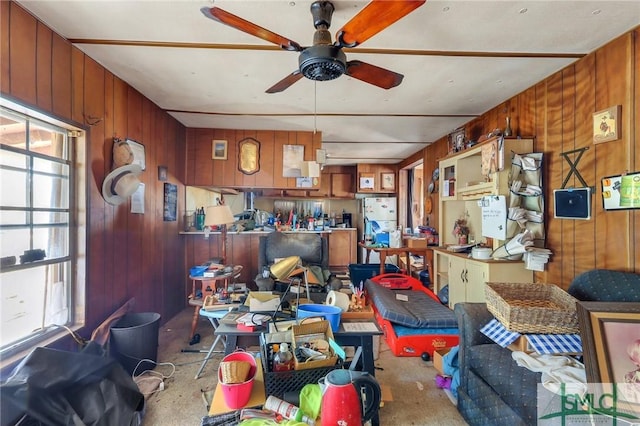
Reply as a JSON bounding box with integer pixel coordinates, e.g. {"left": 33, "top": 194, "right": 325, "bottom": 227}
{"left": 179, "top": 228, "right": 357, "bottom": 235}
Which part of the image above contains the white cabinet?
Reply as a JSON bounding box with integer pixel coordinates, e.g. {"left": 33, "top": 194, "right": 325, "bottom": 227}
{"left": 433, "top": 249, "right": 533, "bottom": 308}
{"left": 438, "top": 136, "right": 534, "bottom": 251}
{"left": 435, "top": 136, "right": 535, "bottom": 306}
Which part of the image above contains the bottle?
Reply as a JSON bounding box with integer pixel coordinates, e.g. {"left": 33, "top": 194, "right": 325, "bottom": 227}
{"left": 264, "top": 396, "right": 315, "bottom": 425}
{"left": 273, "top": 342, "right": 294, "bottom": 372}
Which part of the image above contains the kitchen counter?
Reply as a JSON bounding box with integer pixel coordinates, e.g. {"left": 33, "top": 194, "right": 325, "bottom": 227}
{"left": 179, "top": 228, "right": 357, "bottom": 235}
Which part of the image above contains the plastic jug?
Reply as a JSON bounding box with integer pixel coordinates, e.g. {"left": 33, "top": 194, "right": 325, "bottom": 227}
{"left": 319, "top": 370, "right": 381, "bottom": 425}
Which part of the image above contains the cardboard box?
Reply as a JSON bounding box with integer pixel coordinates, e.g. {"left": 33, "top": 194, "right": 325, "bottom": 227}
{"left": 405, "top": 237, "right": 429, "bottom": 248}
{"left": 507, "top": 336, "right": 534, "bottom": 353}
{"left": 291, "top": 320, "right": 339, "bottom": 371}
{"left": 341, "top": 304, "right": 375, "bottom": 319}
{"left": 434, "top": 347, "right": 452, "bottom": 376}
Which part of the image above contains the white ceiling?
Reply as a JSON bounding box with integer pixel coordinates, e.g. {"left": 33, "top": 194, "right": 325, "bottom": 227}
{"left": 17, "top": 1, "right": 640, "bottom": 165}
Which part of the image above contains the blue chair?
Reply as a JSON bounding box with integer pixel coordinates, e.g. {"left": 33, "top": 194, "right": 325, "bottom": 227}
{"left": 194, "top": 307, "right": 231, "bottom": 379}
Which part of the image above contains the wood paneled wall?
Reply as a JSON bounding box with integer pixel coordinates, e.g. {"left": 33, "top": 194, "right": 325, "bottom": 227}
{"left": 1, "top": 2, "right": 188, "bottom": 341}
{"left": 423, "top": 28, "right": 639, "bottom": 289}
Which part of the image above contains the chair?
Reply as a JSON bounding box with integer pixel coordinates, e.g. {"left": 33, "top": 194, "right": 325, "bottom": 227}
{"left": 256, "top": 232, "right": 330, "bottom": 289}
{"left": 194, "top": 307, "right": 232, "bottom": 379}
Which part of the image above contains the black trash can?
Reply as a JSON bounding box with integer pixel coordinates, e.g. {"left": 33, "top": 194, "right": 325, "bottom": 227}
{"left": 110, "top": 312, "right": 161, "bottom": 375}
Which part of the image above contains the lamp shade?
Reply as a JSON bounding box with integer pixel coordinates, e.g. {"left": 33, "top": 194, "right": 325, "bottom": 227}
{"left": 204, "top": 205, "right": 235, "bottom": 227}
{"left": 269, "top": 256, "right": 301, "bottom": 281}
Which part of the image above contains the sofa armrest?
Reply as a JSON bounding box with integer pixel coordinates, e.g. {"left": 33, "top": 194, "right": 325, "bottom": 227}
{"left": 454, "top": 303, "right": 494, "bottom": 348}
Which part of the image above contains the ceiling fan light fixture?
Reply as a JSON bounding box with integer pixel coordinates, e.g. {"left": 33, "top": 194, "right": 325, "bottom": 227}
{"left": 299, "top": 45, "right": 346, "bottom": 81}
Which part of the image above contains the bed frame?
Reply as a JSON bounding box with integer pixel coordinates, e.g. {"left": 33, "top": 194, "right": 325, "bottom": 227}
{"left": 368, "top": 274, "right": 459, "bottom": 358}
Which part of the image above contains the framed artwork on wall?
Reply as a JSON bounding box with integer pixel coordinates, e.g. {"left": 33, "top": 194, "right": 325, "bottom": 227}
{"left": 593, "top": 105, "right": 621, "bottom": 144}
{"left": 212, "top": 140, "right": 228, "bottom": 160}
{"left": 238, "top": 137, "right": 260, "bottom": 175}
{"left": 359, "top": 173, "right": 375, "bottom": 191}
{"left": 381, "top": 172, "right": 395, "bottom": 191}
{"left": 602, "top": 172, "right": 640, "bottom": 210}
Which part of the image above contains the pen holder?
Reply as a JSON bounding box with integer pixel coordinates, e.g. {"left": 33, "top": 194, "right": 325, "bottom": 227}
{"left": 195, "top": 213, "right": 205, "bottom": 231}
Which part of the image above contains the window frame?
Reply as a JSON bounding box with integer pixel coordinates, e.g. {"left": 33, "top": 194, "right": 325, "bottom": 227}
{"left": 0, "top": 98, "right": 86, "bottom": 364}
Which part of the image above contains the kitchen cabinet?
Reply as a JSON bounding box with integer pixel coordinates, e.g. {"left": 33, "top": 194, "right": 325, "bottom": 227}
{"left": 433, "top": 249, "right": 533, "bottom": 309}
{"left": 185, "top": 128, "right": 322, "bottom": 190}
{"left": 356, "top": 164, "right": 397, "bottom": 194}
{"left": 327, "top": 229, "right": 357, "bottom": 272}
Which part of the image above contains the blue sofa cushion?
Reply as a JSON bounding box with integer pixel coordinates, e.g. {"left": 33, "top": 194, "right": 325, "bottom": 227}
{"left": 365, "top": 279, "right": 458, "bottom": 328}
{"left": 467, "top": 344, "right": 541, "bottom": 423}
{"left": 568, "top": 269, "right": 640, "bottom": 302}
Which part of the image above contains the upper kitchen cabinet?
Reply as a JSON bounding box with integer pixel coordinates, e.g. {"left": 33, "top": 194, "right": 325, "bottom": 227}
{"left": 356, "top": 164, "right": 397, "bottom": 194}
{"left": 313, "top": 166, "right": 356, "bottom": 199}
{"left": 185, "top": 128, "right": 323, "bottom": 190}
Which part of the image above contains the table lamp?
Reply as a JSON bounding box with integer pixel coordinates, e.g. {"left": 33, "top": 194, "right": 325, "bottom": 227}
{"left": 205, "top": 205, "right": 235, "bottom": 264}
{"left": 269, "top": 256, "right": 311, "bottom": 327}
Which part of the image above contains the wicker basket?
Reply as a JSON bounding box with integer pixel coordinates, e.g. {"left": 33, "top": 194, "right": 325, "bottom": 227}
{"left": 219, "top": 360, "right": 251, "bottom": 384}
{"left": 485, "top": 282, "right": 579, "bottom": 334}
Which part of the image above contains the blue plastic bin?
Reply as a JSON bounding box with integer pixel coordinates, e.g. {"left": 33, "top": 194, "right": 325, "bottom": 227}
{"left": 348, "top": 263, "right": 400, "bottom": 287}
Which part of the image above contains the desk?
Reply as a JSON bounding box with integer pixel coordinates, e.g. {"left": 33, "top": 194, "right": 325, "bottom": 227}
{"left": 209, "top": 353, "right": 266, "bottom": 416}
{"left": 188, "top": 265, "right": 243, "bottom": 340}
{"left": 214, "top": 318, "right": 383, "bottom": 377}
{"left": 359, "top": 243, "right": 433, "bottom": 276}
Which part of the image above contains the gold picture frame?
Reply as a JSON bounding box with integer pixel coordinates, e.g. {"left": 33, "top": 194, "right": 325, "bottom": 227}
{"left": 381, "top": 172, "right": 395, "bottom": 191}
{"left": 593, "top": 105, "right": 621, "bottom": 144}
{"left": 212, "top": 139, "right": 228, "bottom": 160}
{"left": 238, "top": 137, "right": 260, "bottom": 175}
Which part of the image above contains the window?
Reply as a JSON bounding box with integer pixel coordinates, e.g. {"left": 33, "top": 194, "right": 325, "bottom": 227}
{"left": 0, "top": 102, "right": 86, "bottom": 359}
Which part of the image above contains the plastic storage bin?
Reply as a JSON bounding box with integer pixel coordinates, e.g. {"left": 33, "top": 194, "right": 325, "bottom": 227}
{"left": 348, "top": 263, "right": 400, "bottom": 287}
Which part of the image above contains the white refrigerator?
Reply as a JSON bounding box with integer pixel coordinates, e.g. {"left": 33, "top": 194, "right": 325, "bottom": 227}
{"left": 362, "top": 196, "right": 397, "bottom": 264}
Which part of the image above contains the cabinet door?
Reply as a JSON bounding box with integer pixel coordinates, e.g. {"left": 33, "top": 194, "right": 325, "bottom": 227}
{"left": 331, "top": 173, "right": 354, "bottom": 198}
{"left": 447, "top": 256, "right": 466, "bottom": 308}
{"left": 328, "top": 231, "right": 356, "bottom": 271}
{"left": 464, "top": 260, "right": 487, "bottom": 303}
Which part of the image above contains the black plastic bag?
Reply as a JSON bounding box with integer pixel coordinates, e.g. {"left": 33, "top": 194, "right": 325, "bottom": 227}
{"left": 1, "top": 341, "right": 144, "bottom": 426}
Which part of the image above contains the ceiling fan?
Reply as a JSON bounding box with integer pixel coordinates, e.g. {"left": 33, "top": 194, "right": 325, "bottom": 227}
{"left": 201, "top": 0, "right": 425, "bottom": 93}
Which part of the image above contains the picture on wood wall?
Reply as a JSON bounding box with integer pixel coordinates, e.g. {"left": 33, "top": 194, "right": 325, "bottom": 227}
{"left": 212, "top": 140, "right": 228, "bottom": 160}
{"left": 602, "top": 172, "right": 640, "bottom": 210}
{"left": 163, "top": 183, "right": 177, "bottom": 221}
{"left": 593, "top": 105, "right": 621, "bottom": 144}
{"left": 282, "top": 145, "right": 304, "bottom": 177}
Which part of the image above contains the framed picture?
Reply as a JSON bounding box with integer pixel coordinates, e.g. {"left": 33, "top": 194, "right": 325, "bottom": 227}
{"left": 577, "top": 301, "right": 640, "bottom": 385}
{"left": 238, "top": 137, "right": 260, "bottom": 175}
{"left": 359, "top": 173, "right": 375, "bottom": 191}
{"left": 448, "top": 128, "right": 465, "bottom": 154}
{"left": 593, "top": 105, "right": 621, "bottom": 144}
{"left": 163, "top": 183, "right": 178, "bottom": 221}
{"left": 602, "top": 171, "right": 640, "bottom": 210}
{"left": 212, "top": 139, "right": 228, "bottom": 160}
{"left": 157, "top": 165, "right": 168, "bottom": 181}
{"left": 381, "top": 172, "right": 395, "bottom": 191}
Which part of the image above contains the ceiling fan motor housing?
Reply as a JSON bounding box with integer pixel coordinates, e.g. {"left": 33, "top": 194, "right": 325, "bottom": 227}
{"left": 299, "top": 45, "right": 347, "bottom": 81}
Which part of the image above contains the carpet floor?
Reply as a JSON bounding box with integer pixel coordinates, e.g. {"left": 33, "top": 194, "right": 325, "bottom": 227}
{"left": 142, "top": 306, "right": 467, "bottom": 426}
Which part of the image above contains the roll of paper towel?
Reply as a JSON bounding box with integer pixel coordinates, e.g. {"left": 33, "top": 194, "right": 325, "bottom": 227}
{"left": 326, "top": 290, "right": 350, "bottom": 312}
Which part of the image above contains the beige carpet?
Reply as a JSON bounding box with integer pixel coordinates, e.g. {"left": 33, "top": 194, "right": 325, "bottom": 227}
{"left": 142, "top": 307, "right": 467, "bottom": 425}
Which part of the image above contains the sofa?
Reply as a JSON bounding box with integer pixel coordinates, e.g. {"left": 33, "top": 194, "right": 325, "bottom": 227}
{"left": 454, "top": 269, "right": 640, "bottom": 425}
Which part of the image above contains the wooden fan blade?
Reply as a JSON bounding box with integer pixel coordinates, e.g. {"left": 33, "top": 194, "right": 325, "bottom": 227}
{"left": 346, "top": 60, "right": 404, "bottom": 89}
{"left": 336, "top": 0, "right": 426, "bottom": 47}
{"left": 201, "top": 7, "right": 302, "bottom": 52}
{"left": 266, "top": 70, "right": 304, "bottom": 93}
